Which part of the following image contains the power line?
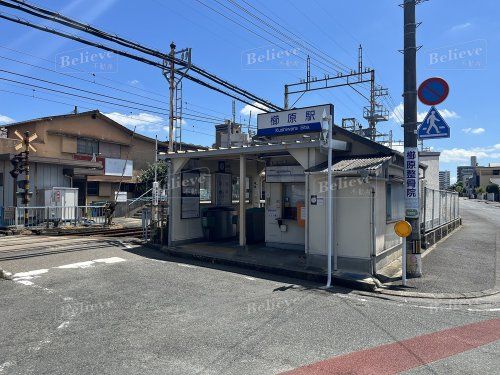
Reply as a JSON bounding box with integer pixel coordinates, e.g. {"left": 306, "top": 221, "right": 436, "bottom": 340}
{"left": 236, "top": 0, "right": 353, "bottom": 74}
{"left": 0, "top": 68, "right": 169, "bottom": 111}
{"left": 0, "top": 72, "right": 227, "bottom": 123}
{"left": 0, "top": 87, "right": 215, "bottom": 138}
{"left": 225, "top": 0, "right": 351, "bottom": 74}
{"left": 0, "top": 0, "right": 281, "bottom": 111}
{"left": 0, "top": 44, "right": 168, "bottom": 102}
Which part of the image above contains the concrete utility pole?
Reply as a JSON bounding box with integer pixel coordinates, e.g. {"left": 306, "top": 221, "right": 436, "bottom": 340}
{"left": 403, "top": 0, "right": 422, "bottom": 277}
{"left": 168, "top": 42, "right": 176, "bottom": 153}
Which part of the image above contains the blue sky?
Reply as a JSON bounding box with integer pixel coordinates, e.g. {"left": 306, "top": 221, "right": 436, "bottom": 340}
{"left": 0, "top": 0, "right": 499, "bottom": 182}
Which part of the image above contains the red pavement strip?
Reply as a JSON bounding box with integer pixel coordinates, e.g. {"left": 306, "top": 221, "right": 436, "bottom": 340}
{"left": 283, "top": 318, "right": 500, "bottom": 375}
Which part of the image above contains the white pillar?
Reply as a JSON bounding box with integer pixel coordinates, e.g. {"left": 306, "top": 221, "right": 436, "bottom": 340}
{"left": 239, "top": 154, "right": 246, "bottom": 247}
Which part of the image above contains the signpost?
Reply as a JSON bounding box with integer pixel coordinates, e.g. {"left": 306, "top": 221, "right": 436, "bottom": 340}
{"left": 394, "top": 220, "right": 412, "bottom": 286}
{"left": 418, "top": 106, "right": 450, "bottom": 139}
{"left": 417, "top": 77, "right": 449, "bottom": 106}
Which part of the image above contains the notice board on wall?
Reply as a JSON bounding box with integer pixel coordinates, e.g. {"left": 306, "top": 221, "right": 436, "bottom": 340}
{"left": 181, "top": 170, "right": 200, "bottom": 219}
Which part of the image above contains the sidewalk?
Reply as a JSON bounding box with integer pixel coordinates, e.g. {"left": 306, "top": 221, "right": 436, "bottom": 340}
{"left": 380, "top": 199, "right": 498, "bottom": 296}
{"left": 150, "top": 241, "right": 380, "bottom": 292}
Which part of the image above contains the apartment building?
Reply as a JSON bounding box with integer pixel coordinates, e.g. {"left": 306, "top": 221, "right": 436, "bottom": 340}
{"left": 439, "top": 170, "right": 450, "bottom": 190}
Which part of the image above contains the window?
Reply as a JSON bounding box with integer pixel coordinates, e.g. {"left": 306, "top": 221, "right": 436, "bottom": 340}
{"left": 282, "top": 183, "right": 305, "bottom": 220}
{"left": 386, "top": 182, "right": 404, "bottom": 221}
{"left": 199, "top": 173, "right": 212, "bottom": 203}
{"left": 493, "top": 170, "right": 500, "bottom": 176}
{"left": 77, "top": 138, "right": 99, "bottom": 155}
{"left": 232, "top": 176, "right": 250, "bottom": 203}
{"left": 99, "top": 142, "right": 121, "bottom": 158}
{"left": 87, "top": 181, "right": 99, "bottom": 196}
{"left": 0, "top": 172, "right": 3, "bottom": 187}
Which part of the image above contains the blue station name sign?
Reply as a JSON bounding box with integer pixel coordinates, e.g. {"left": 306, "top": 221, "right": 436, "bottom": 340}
{"left": 257, "top": 104, "right": 332, "bottom": 136}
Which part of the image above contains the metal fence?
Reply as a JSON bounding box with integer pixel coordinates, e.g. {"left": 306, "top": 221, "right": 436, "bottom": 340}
{"left": 422, "top": 188, "right": 459, "bottom": 232}
{"left": 1, "top": 205, "right": 107, "bottom": 229}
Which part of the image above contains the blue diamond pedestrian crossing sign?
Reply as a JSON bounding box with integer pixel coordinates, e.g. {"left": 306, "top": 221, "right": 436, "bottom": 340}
{"left": 418, "top": 106, "right": 450, "bottom": 139}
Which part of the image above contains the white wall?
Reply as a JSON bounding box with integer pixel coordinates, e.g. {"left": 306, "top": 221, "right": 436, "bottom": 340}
{"left": 420, "top": 153, "right": 440, "bottom": 190}
{"left": 308, "top": 174, "right": 373, "bottom": 260}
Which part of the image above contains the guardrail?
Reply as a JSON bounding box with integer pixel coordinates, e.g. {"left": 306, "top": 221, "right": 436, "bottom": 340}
{"left": 2, "top": 205, "right": 107, "bottom": 229}
{"left": 422, "top": 188, "right": 459, "bottom": 233}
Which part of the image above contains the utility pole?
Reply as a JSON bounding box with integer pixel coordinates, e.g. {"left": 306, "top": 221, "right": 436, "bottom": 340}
{"left": 403, "top": 0, "right": 422, "bottom": 277}
{"left": 168, "top": 42, "right": 176, "bottom": 153}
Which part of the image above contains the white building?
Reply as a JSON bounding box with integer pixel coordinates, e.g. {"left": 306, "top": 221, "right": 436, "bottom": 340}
{"left": 439, "top": 171, "right": 451, "bottom": 190}
{"left": 161, "top": 105, "right": 426, "bottom": 275}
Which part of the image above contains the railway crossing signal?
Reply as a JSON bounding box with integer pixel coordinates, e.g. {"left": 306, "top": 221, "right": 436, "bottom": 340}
{"left": 10, "top": 130, "right": 37, "bottom": 225}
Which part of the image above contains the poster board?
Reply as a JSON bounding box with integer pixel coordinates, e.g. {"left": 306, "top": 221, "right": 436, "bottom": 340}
{"left": 181, "top": 170, "right": 200, "bottom": 219}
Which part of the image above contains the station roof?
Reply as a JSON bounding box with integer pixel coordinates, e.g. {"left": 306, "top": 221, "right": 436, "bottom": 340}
{"left": 306, "top": 156, "right": 393, "bottom": 173}
{"left": 161, "top": 139, "right": 349, "bottom": 159}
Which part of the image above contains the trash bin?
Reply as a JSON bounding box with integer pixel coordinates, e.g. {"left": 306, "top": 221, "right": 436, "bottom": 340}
{"left": 245, "top": 207, "right": 265, "bottom": 243}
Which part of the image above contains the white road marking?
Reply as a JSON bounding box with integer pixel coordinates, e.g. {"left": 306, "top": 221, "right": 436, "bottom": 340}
{"left": 11, "top": 258, "right": 127, "bottom": 289}
{"left": 57, "top": 261, "right": 95, "bottom": 269}
{"left": 177, "top": 263, "right": 197, "bottom": 268}
{"left": 57, "top": 321, "right": 70, "bottom": 330}
{"left": 15, "top": 280, "right": 34, "bottom": 286}
{"left": 93, "top": 257, "right": 126, "bottom": 264}
{"left": 56, "top": 257, "right": 126, "bottom": 269}
{"left": 0, "top": 361, "right": 15, "bottom": 372}
{"left": 12, "top": 269, "right": 49, "bottom": 279}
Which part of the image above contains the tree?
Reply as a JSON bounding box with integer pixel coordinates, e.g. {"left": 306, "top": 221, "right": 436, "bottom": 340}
{"left": 137, "top": 161, "right": 168, "bottom": 194}
{"left": 486, "top": 183, "right": 499, "bottom": 195}
{"left": 475, "top": 186, "right": 485, "bottom": 198}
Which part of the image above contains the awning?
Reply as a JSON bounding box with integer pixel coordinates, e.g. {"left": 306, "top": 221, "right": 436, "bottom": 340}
{"left": 306, "top": 156, "right": 393, "bottom": 173}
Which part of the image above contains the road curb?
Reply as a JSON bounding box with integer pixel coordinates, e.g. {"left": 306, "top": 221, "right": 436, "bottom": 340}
{"left": 372, "top": 287, "right": 500, "bottom": 300}
{"left": 142, "top": 243, "right": 378, "bottom": 293}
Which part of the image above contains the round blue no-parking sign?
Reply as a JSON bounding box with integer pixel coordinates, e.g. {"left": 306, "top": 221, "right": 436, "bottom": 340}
{"left": 418, "top": 77, "right": 449, "bottom": 106}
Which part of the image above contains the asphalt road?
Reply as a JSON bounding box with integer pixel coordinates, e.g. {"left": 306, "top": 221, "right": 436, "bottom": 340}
{"left": 1, "top": 235, "right": 499, "bottom": 374}
{"left": 406, "top": 198, "right": 499, "bottom": 293}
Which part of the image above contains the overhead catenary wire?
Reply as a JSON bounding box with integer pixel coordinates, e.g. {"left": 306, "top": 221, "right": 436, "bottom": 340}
{"left": 0, "top": 0, "right": 281, "bottom": 111}
{"left": 0, "top": 51, "right": 230, "bottom": 123}
{"left": 0, "top": 87, "right": 216, "bottom": 138}
{"left": 0, "top": 44, "right": 169, "bottom": 102}
{"left": 0, "top": 74, "right": 227, "bottom": 124}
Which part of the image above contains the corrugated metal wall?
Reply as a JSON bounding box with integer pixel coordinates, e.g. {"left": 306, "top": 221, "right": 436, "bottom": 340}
{"left": 0, "top": 162, "right": 70, "bottom": 207}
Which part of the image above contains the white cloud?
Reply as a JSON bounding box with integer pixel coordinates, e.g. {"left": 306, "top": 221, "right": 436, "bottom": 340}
{"left": 104, "top": 112, "right": 164, "bottom": 129}
{"left": 450, "top": 176, "right": 457, "bottom": 184}
{"left": 128, "top": 79, "right": 140, "bottom": 86}
{"left": 450, "top": 22, "right": 472, "bottom": 32}
{"left": 389, "top": 103, "right": 404, "bottom": 123}
{"left": 390, "top": 103, "right": 459, "bottom": 123}
{"left": 439, "top": 144, "right": 500, "bottom": 163}
{"left": 240, "top": 102, "right": 269, "bottom": 116}
{"left": 0, "top": 114, "right": 15, "bottom": 124}
{"left": 461, "top": 127, "right": 485, "bottom": 134}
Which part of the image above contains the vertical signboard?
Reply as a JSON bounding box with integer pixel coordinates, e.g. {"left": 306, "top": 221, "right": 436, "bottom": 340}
{"left": 404, "top": 147, "right": 419, "bottom": 218}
